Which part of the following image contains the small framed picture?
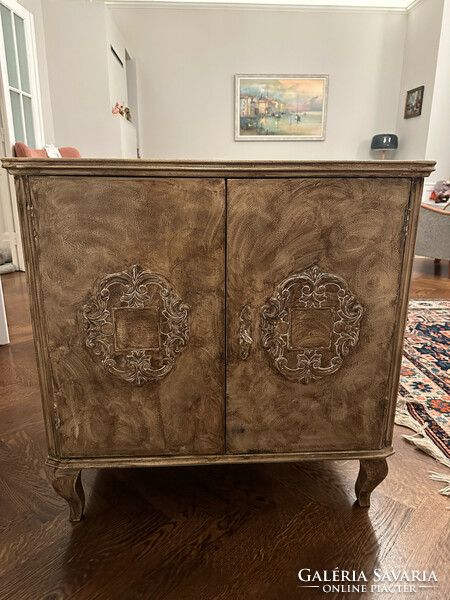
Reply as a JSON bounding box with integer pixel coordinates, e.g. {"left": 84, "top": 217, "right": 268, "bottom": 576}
{"left": 404, "top": 85, "right": 424, "bottom": 119}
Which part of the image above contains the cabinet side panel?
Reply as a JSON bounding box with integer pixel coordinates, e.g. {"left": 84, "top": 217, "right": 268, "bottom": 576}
{"left": 29, "top": 176, "right": 225, "bottom": 458}
{"left": 384, "top": 177, "right": 423, "bottom": 446}
{"left": 227, "top": 177, "right": 411, "bottom": 454}
{"left": 14, "top": 176, "right": 58, "bottom": 456}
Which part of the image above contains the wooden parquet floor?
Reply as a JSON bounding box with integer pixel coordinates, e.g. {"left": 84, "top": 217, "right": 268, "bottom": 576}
{"left": 0, "top": 260, "right": 449, "bottom": 600}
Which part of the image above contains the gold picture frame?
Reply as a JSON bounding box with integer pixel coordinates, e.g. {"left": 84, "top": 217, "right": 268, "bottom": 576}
{"left": 235, "top": 74, "right": 328, "bottom": 141}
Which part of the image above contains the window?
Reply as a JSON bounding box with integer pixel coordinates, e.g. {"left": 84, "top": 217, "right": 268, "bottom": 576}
{"left": 0, "top": 0, "right": 43, "bottom": 270}
{"left": 0, "top": 0, "right": 43, "bottom": 148}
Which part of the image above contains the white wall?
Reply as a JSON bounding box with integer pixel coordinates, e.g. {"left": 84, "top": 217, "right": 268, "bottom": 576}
{"left": 395, "top": 0, "right": 444, "bottom": 160}
{"left": 105, "top": 9, "right": 138, "bottom": 157}
{"left": 18, "top": 0, "right": 54, "bottom": 144}
{"left": 39, "top": 0, "right": 122, "bottom": 157}
{"left": 425, "top": 0, "right": 450, "bottom": 182}
{"left": 13, "top": 0, "right": 449, "bottom": 167}
{"left": 34, "top": 0, "right": 139, "bottom": 158}
{"left": 126, "top": 52, "right": 140, "bottom": 150}
{"left": 110, "top": 6, "right": 406, "bottom": 160}
{"left": 106, "top": 8, "right": 128, "bottom": 109}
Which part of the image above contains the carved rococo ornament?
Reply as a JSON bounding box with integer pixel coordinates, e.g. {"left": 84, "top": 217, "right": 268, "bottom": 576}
{"left": 82, "top": 265, "right": 189, "bottom": 385}
{"left": 260, "top": 265, "right": 363, "bottom": 384}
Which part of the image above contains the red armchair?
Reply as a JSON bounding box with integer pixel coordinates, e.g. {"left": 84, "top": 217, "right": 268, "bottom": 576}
{"left": 14, "top": 142, "right": 81, "bottom": 158}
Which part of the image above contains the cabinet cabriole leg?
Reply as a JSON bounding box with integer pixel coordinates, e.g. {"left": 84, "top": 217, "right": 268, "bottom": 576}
{"left": 50, "top": 467, "right": 85, "bottom": 521}
{"left": 355, "top": 458, "right": 388, "bottom": 507}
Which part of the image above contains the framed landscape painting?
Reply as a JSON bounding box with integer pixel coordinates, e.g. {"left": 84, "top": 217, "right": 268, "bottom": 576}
{"left": 235, "top": 74, "right": 328, "bottom": 141}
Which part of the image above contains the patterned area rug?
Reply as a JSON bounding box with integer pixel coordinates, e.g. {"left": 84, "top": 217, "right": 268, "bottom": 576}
{"left": 396, "top": 300, "right": 450, "bottom": 495}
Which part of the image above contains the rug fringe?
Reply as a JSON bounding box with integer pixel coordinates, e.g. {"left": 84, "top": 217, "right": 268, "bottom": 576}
{"left": 395, "top": 399, "right": 450, "bottom": 497}
{"left": 429, "top": 472, "right": 450, "bottom": 496}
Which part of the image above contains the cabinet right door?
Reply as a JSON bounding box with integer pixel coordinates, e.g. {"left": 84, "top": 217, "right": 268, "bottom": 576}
{"left": 226, "top": 177, "right": 412, "bottom": 454}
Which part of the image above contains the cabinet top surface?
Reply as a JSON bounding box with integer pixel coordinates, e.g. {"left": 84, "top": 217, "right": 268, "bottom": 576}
{"left": 1, "top": 158, "right": 435, "bottom": 178}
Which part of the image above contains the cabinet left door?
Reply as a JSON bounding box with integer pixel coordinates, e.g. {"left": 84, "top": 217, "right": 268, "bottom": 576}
{"left": 21, "top": 176, "right": 226, "bottom": 458}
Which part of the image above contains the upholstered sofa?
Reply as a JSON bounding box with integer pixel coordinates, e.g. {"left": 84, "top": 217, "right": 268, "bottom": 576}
{"left": 415, "top": 202, "right": 450, "bottom": 277}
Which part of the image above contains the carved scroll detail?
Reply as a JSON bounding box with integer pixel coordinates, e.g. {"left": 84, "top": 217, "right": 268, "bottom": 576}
{"left": 260, "top": 265, "right": 363, "bottom": 384}
{"left": 82, "top": 265, "right": 189, "bottom": 385}
{"left": 239, "top": 304, "right": 253, "bottom": 360}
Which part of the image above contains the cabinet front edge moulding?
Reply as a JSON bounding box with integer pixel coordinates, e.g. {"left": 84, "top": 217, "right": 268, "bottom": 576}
{"left": 46, "top": 447, "right": 395, "bottom": 471}
{"left": 1, "top": 159, "right": 436, "bottom": 178}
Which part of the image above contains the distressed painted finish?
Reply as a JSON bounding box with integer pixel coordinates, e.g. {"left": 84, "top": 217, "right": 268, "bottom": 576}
{"left": 2, "top": 159, "right": 435, "bottom": 520}
{"left": 226, "top": 177, "right": 414, "bottom": 453}
{"left": 25, "top": 176, "right": 226, "bottom": 458}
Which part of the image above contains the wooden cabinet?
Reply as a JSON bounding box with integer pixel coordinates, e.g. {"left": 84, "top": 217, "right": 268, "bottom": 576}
{"left": 2, "top": 159, "right": 434, "bottom": 521}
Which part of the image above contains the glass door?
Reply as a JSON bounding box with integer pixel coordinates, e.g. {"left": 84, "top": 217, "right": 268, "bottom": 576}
{"left": 0, "top": 0, "right": 43, "bottom": 269}
{"left": 0, "top": 0, "right": 43, "bottom": 148}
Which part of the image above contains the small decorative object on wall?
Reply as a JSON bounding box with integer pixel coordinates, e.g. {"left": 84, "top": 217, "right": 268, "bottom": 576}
{"left": 112, "top": 102, "right": 132, "bottom": 121}
{"left": 112, "top": 101, "right": 124, "bottom": 116}
{"left": 235, "top": 74, "right": 328, "bottom": 141}
{"left": 404, "top": 85, "right": 424, "bottom": 119}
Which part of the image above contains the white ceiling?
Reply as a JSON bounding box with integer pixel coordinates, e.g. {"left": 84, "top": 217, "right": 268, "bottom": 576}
{"left": 105, "top": 0, "right": 421, "bottom": 11}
